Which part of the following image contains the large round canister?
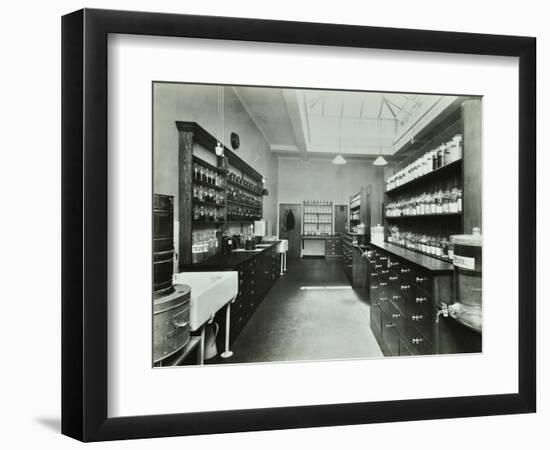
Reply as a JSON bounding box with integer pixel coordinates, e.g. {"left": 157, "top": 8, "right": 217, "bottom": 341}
{"left": 452, "top": 228, "right": 482, "bottom": 306}
{"left": 153, "top": 250, "right": 174, "bottom": 292}
{"left": 450, "top": 228, "right": 482, "bottom": 332}
{"left": 153, "top": 284, "right": 191, "bottom": 363}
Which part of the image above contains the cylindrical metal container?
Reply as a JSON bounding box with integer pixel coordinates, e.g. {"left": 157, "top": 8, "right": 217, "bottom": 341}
{"left": 153, "top": 250, "right": 175, "bottom": 292}
{"left": 450, "top": 228, "right": 482, "bottom": 332}
{"left": 153, "top": 284, "right": 191, "bottom": 363}
{"left": 153, "top": 194, "right": 174, "bottom": 293}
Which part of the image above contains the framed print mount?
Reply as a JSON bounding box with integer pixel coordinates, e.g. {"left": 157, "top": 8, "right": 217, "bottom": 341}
{"left": 61, "top": 8, "right": 536, "bottom": 442}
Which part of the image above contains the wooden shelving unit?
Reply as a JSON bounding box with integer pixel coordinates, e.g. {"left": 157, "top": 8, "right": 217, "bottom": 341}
{"left": 302, "top": 200, "right": 333, "bottom": 236}
{"left": 175, "top": 121, "right": 266, "bottom": 267}
{"left": 385, "top": 212, "right": 462, "bottom": 220}
{"left": 383, "top": 105, "right": 467, "bottom": 261}
{"left": 385, "top": 159, "right": 462, "bottom": 195}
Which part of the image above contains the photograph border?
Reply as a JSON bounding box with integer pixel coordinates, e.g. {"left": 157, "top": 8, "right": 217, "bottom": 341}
{"left": 61, "top": 8, "right": 536, "bottom": 441}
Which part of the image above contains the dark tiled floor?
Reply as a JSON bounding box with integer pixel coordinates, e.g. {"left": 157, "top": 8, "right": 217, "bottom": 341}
{"left": 220, "top": 258, "right": 383, "bottom": 364}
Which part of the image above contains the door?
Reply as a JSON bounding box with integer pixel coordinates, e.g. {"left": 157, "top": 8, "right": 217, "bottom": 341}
{"left": 279, "top": 203, "right": 302, "bottom": 259}
{"left": 334, "top": 204, "right": 348, "bottom": 233}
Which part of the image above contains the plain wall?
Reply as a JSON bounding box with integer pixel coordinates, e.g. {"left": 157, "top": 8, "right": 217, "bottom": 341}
{"left": 277, "top": 157, "right": 385, "bottom": 228}
{"left": 153, "top": 83, "right": 279, "bottom": 234}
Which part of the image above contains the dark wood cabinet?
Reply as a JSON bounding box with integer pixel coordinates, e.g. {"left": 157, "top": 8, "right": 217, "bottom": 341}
{"left": 174, "top": 121, "right": 266, "bottom": 269}
{"left": 325, "top": 237, "right": 343, "bottom": 258}
{"left": 216, "top": 246, "right": 281, "bottom": 348}
{"left": 369, "top": 244, "right": 453, "bottom": 356}
{"left": 352, "top": 246, "right": 368, "bottom": 289}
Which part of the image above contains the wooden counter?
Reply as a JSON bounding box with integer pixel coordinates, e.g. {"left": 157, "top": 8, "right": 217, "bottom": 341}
{"left": 369, "top": 242, "right": 453, "bottom": 273}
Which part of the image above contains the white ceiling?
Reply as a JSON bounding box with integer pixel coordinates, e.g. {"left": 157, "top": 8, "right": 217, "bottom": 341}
{"left": 233, "top": 86, "right": 449, "bottom": 159}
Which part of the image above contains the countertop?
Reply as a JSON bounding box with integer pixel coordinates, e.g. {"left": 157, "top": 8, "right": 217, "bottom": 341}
{"left": 181, "top": 240, "right": 281, "bottom": 271}
{"left": 301, "top": 234, "right": 342, "bottom": 240}
{"left": 369, "top": 241, "right": 454, "bottom": 273}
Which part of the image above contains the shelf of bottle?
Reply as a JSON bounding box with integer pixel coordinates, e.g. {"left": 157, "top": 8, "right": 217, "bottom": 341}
{"left": 192, "top": 220, "right": 225, "bottom": 226}
{"left": 350, "top": 204, "right": 360, "bottom": 210}
{"left": 193, "top": 178, "right": 225, "bottom": 191}
{"left": 349, "top": 218, "right": 360, "bottom": 222}
{"left": 384, "top": 212, "right": 462, "bottom": 219}
{"left": 227, "top": 179, "right": 263, "bottom": 196}
{"left": 304, "top": 221, "right": 332, "bottom": 224}
{"left": 193, "top": 199, "right": 225, "bottom": 208}
{"left": 226, "top": 217, "right": 261, "bottom": 223}
{"left": 304, "top": 212, "right": 333, "bottom": 215}
{"left": 386, "top": 241, "right": 455, "bottom": 263}
{"left": 385, "top": 159, "right": 462, "bottom": 195}
{"left": 226, "top": 199, "right": 262, "bottom": 209}
{"left": 192, "top": 155, "right": 226, "bottom": 174}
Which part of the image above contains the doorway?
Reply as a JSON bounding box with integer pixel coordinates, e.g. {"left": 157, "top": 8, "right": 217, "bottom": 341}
{"left": 334, "top": 204, "right": 348, "bottom": 234}
{"left": 279, "top": 203, "right": 302, "bottom": 259}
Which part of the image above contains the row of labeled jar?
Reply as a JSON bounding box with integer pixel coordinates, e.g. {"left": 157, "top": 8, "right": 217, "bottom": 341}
{"left": 303, "top": 223, "right": 332, "bottom": 236}
{"left": 227, "top": 170, "right": 263, "bottom": 194}
{"left": 193, "top": 205, "right": 224, "bottom": 222}
{"left": 387, "top": 231, "right": 455, "bottom": 260}
{"left": 193, "top": 162, "right": 224, "bottom": 188}
{"left": 227, "top": 204, "right": 262, "bottom": 221}
{"left": 304, "top": 200, "right": 332, "bottom": 206}
{"left": 304, "top": 206, "right": 332, "bottom": 214}
{"left": 191, "top": 231, "right": 219, "bottom": 263}
{"left": 193, "top": 186, "right": 225, "bottom": 205}
{"left": 385, "top": 188, "right": 463, "bottom": 217}
{"left": 304, "top": 213, "right": 332, "bottom": 223}
{"left": 386, "top": 134, "right": 463, "bottom": 191}
{"left": 227, "top": 185, "right": 262, "bottom": 207}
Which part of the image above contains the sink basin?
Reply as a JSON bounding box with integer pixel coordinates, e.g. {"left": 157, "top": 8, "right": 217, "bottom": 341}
{"left": 173, "top": 271, "right": 238, "bottom": 331}
{"left": 232, "top": 248, "right": 262, "bottom": 252}
{"left": 277, "top": 239, "right": 288, "bottom": 253}
{"left": 255, "top": 243, "right": 271, "bottom": 248}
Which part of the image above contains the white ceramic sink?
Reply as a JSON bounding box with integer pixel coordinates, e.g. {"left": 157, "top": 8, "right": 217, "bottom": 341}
{"left": 173, "top": 271, "right": 238, "bottom": 331}
{"left": 277, "top": 239, "right": 288, "bottom": 253}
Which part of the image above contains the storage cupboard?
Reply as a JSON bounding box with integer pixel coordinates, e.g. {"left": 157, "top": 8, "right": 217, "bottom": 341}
{"left": 369, "top": 243, "right": 453, "bottom": 356}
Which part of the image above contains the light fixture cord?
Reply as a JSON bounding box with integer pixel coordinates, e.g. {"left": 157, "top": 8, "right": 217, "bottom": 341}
{"left": 221, "top": 86, "right": 225, "bottom": 147}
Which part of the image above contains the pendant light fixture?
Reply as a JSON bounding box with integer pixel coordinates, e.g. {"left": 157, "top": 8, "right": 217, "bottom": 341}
{"left": 332, "top": 101, "right": 346, "bottom": 165}
{"left": 373, "top": 106, "right": 387, "bottom": 166}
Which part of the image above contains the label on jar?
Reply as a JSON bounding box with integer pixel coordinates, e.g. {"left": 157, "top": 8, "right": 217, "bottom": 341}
{"left": 454, "top": 254, "right": 475, "bottom": 270}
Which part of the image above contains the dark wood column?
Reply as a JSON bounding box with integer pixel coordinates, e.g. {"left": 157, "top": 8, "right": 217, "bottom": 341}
{"left": 462, "top": 99, "right": 483, "bottom": 233}
{"left": 178, "top": 131, "right": 194, "bottom": 267}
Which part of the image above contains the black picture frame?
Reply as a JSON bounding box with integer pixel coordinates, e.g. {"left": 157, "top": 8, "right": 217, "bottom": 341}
{"left": 61, "top": 8, "right": 536, "bottom": 442}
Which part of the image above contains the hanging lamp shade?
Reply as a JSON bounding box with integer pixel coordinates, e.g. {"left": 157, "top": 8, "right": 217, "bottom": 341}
{"left": 332, "top": 154, "right": 346, "bottom": 165}
{"left": 373, "top": 155, "right": 387, "bottom": 166}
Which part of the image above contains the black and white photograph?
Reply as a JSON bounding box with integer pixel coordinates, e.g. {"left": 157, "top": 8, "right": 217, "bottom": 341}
{"left": 152, "top": 83, "right": 483, "bottom": 367}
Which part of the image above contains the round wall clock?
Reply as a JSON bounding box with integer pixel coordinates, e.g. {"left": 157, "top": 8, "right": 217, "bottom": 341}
{"left": 230, "top": 132, "right": 240, "bottom": 150}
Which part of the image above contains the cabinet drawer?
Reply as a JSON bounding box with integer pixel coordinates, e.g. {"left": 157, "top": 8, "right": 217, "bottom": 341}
{"left": 386, "top": 301, "right": 406, "bottom": 337}
{"left": 397, "top": 265, "right": 413, "bottom": 283}
{"left": 388, "top": 257, "right": 401, "bottom": 272}
{"left": 378, "top": 292, "right": 392, "bottom": 316}
{"left": 370, "top": 301, "right": 382, "bottom": 336}
{"left": 388, "top": 272, "right": 400, "bottom": 290}
{"left": 399, "top": 339, "right": 414, "bottom": 356}
{"left": 408, "top": 311, "right": 433, "bottom": 342}
{"left": 412, "top": 273, "right": 432, "bottom": 293}
{"left": 378, "top": 268, "right": 390, "bottom": 283}
{"left": 405, "top": 288, "right": 432, "bottom": 318}
{"left": 381, "top": 312, "right": 400, "bottom": 356}
{"left": 404, "top": 324, "right": 433, "bottom": 355}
